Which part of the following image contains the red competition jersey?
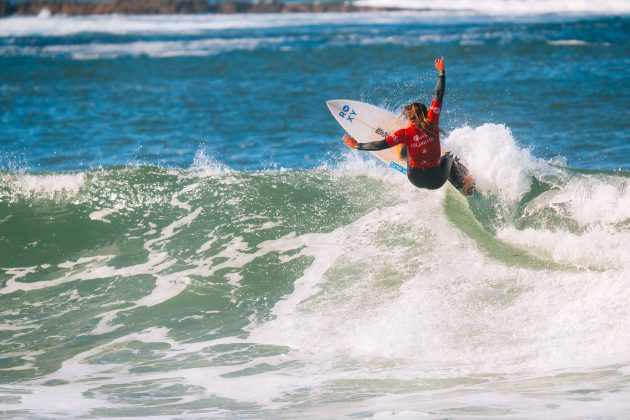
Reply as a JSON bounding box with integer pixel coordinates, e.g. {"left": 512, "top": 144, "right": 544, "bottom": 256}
{"left": 385, "top": 99, "right": 442, "bottom": 168}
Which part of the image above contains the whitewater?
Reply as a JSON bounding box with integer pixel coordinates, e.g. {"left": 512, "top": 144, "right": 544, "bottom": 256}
{"left": 1, "top": 4, "right": 630, "bottom": 418}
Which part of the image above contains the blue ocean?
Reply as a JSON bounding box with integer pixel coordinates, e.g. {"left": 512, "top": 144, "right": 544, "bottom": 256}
{"left": 1, "top": 1, "right": 630, "bottom": 417}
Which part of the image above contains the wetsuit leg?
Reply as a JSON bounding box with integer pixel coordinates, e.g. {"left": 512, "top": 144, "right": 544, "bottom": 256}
{"left": 438, "top": 153, "right": 453, "bottom": 181}
{"left": 406, "top": 152, "right": 476, "bottom": 194}
{"left": 407, "top": 165, "right": 448, "bottom": 190}
{"left": 446, "top": 153, "right": 476, "bottom": 195}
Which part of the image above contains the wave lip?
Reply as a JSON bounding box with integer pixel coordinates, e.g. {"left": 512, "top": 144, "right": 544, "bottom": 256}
{"left": 445, "top": 123, "right": 545, "bottom": 202}
{"left": 0, "top": 172, "right": 86, "bottom": 201}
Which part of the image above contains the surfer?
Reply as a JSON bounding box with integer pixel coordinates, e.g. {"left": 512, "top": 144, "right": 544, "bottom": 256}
{"left": 342, "top": 57, "right": 475, "bottom": 195}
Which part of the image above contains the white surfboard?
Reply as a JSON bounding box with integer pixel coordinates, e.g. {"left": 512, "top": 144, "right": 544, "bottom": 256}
{"left": 326, "top": 99, "right": 451, "bottom": 176}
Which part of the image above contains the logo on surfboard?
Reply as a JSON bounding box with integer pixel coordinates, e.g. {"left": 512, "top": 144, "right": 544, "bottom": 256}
{"left": 375, "top": 127, "right": 390, "bottom": 138}
{"left": 389, "top": 161, "right": 407, "bottom": 175}
{"left": 339, "top": 104, "right": 357, "bottom": 123}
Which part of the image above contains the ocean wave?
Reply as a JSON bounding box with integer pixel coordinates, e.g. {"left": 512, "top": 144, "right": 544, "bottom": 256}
{"left": 1, "top": 8, "right": 624, "bottom": 39}
{"left": 0, "top": 12, "right": 460, "bottom": 38}
{"left": 0, "top": 171, "right": 86, "bottom": 200}
{"left": 355, "top": 0, "right": 630, "bottom": 16}
{"left": 2, "top": 30, "right": 617, "bottom": 60}
{"left": 2, "top": 156, "right": 630, "bottom": 416}
{"left": 0, "top": 36, "right": 295, "bottom": 59}
{"left": 444, "top": 123, "right": 550, "bottom": 201}
{"left": 547, "top": 39, "right": 611, "bottom": 46}
{"left": 188, "top": 149, "right": 234, "bottom": 176}
{"left": 0, "top": 32, "right": 585, "bottom": 59}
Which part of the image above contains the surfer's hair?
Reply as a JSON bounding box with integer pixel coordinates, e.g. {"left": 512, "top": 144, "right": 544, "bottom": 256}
{"left": 404, "top": 102, "right": 445, "bottom": 138}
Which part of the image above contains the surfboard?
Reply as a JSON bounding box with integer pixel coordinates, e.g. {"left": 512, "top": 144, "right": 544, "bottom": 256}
{"left": 326, "top": 99, "right": 451, "bottom": 176}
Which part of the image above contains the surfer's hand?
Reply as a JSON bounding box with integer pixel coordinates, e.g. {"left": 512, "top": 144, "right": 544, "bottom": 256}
{"left": 343, "top": 135, "right": 358, "bottom": 149}
{"left": 435, "top": 56, "right": 445, "bottom": 72}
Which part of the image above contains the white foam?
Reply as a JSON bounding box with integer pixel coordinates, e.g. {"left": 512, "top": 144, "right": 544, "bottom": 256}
{"left": 498, "top": 226, "right": 630, "bottom": 269}
{"left": 325, "top": 149, "right": 404, "bottom": 183}
{"left": 134, "top": 274, "right": 191, "bottom": 307}
{"left": 445, "top": 123, "right": 546, "bottom": 201}
{"left": 2, "top": 7, "right": 622, "bottom": 39}
{"left": 40, "top": 36, "right": 288, "bottom": 59}
{"left": 58, "top": 255, "right": 112, "bottom": 269}
{"left": 242, "top": 219, "right": 283, "bottom": 233}
{"left": 145, "top": 207, "right": 203, "bottom": 249}
{"left": 169, "top": 182, "right": 199, "bottom": 211}
{"left": 238, "top": 180, "right": 630, "bottom": 388}
{"left": 188, "top": 149, "right": 233, "bottom": 176}
{"left": 0, "top": 12, "right": 450, "bottom": 38}
{"left": 0, "top": 172, "right": 85, "bottom": 200}
{"left": 498, "top": 173, "right": 630, "bottom": 269}
{"left": 523, "top": 173, "right": 630, "bottom": 227}
{"left": 0, "top": 323, "right": 33, "bottom": 331}
{"left": 0, "top": 252, "right": 173, "bottom": 296}
{"left": 563, "top": 175, "right": 630, "bottom": 227}
{"left": 1, "top": 266, "right": 40, "bottom": 282}
{"left": 250, "top": 193, "right": 484, "bottom": 365}
{"left": 548, "top": 39, "right": 610, "bottom": 46}
{"left": 88, "top": 202, "right": 125, "bottom": 223}
{"left": 91, "top": 309, "right": 123, "bottom": 335}
{"left": 548, "top": 39, "right": 588, "bottom": 46}
{"left": 355, "top": 0, "right": 630, "bottom": 15}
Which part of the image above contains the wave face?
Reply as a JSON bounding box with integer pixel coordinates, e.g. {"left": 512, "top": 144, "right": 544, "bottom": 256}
{"left": 1, "top": 125, "right": 630, "bottom": 416}
{"left": 1, "top": 9, "right": 630, "bottom": 418}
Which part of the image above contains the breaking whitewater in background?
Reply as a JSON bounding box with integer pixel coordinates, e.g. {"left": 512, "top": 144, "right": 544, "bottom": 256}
{"left": 1, "top": 0, "right": 630, "bottom": 417}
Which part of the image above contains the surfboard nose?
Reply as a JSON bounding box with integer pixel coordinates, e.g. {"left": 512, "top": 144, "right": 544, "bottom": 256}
{"left": 325, "top": 100, "right": 340, "bottom": 111}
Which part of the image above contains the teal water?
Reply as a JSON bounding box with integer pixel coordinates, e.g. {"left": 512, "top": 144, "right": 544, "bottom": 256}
{"left": 1, "top": 8, "right": 630, "bottom": 418}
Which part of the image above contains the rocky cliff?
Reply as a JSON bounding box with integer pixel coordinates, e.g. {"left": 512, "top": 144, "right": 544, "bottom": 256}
{"left": 0, "top": 0, "right": 394, "bottom": 17}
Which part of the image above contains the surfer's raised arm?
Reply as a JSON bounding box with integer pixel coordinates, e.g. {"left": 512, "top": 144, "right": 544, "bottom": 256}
{"left": 344, "top": 57, "right": 446, "bottom": 152}
{"left": 433, "top": 56, "right": 445, "bottom": 103}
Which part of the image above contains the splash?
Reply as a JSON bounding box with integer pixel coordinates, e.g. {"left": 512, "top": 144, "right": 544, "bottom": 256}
{"left": 445, "top": 123, "right": 547, "bottom": 201}
{"left": 188, "top": 149, "right": 233, "bottom": 176}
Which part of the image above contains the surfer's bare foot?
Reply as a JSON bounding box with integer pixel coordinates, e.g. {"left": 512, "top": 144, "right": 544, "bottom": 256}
{"left": 462, "top": 175, "right": 476, "bottom": 196}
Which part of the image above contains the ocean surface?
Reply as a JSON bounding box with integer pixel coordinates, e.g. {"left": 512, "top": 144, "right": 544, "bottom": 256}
{"left": 1, "top": 1, "right": 630, "bottom": 418}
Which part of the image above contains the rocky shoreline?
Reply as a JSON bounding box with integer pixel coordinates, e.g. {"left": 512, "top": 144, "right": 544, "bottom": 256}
{"left": 0, "top": 0, "right": 406, "bottom": 17}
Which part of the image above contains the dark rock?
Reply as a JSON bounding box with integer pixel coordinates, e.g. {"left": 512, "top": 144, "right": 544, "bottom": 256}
{"left": 1, "top": 0, "right": 395, "bottom": 17}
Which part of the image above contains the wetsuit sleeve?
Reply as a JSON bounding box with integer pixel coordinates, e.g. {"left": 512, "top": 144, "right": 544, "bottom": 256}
{"left": 427, "top": 71, "right": 445, "bottom": 124}
{"left": 356, "top": 139, "right": 391, "bottom": 151}
{"left": 356, "top": 128, "right": 406, "bottom": 150}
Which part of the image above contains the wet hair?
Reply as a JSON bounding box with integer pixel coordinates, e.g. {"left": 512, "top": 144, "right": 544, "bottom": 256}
{"left": 404, "top": 102, "right": 445, "bottom": 139}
